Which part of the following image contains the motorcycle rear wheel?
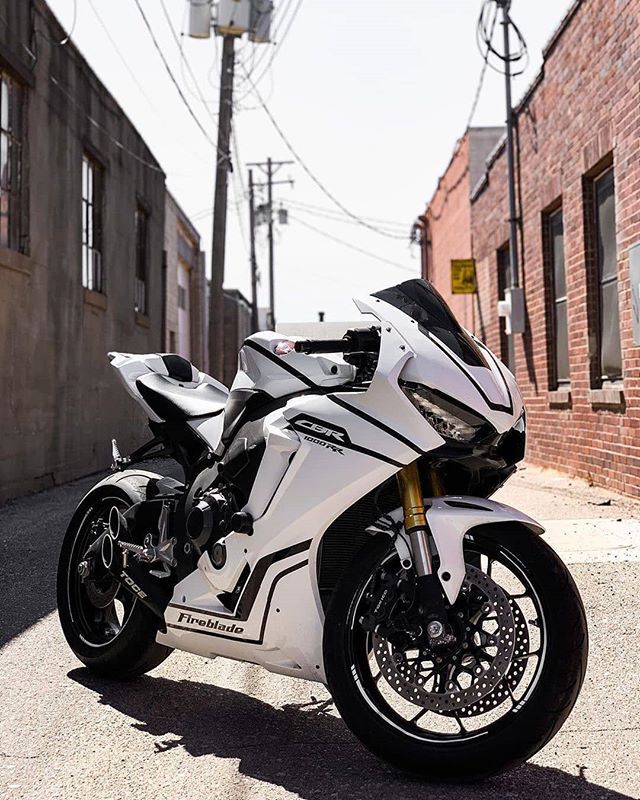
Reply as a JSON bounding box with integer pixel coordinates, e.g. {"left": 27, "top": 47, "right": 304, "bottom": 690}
{"left": 323, "top": 527, "right": 588, "bottom": 781}
{"left": 57, "top": 483, "right": 172, "bottom": 679}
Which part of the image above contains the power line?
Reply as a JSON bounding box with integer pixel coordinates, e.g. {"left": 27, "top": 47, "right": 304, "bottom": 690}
{"left": 289, "top": 214, "right": 416, "bottom": 275}
{"left": 133, "top": 0, "right": 219, "bottom": 151}
{"left": 240, "top": 64, "right": 409, "bottom": 242}
{"left": 287, "top": 198, "right": 408, "bottom": 231}
{"left": 158, "top": 0, "right": 218, "bottom": 124}
{"left": 49, "top": 75, "right": 164, "bottom": 173}
{"left": 58, "top": 0, "right": 77, "bottom": 45}
{"left": 466, "top": 0, "right": 498, "bottom": 129}
{"left": 476, "top": 0, "right": 529, "bottom": 77}
{"left": 237, "top": 0, "right": 304, "bottom": 97}
{"left": 235, "top": 0, "right": 293, "bottom": 91}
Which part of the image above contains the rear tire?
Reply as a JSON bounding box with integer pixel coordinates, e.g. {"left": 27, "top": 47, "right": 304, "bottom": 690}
{"left": 323, "top": 528, "right": 588, "bottom": 781}
{"left": 57, "top": 481, "right": 173, "bottom": 680}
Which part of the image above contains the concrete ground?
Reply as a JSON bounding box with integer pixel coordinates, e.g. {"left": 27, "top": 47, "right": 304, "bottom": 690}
{"left": 0, "top": 463, "right": 639, "bottom": 800}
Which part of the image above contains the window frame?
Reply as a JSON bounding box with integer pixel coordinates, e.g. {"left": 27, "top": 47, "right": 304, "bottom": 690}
{"left": 542, "top": 203, "right": 570, "bottom": 389}
{"left": 134, "top": 202, "right": 150, "bottom": 315}
{"left": 583, "top": 162, "right": 621, "bottom": 386}
{"left": 81, "top": 152, "right": 105, "bottom": 293}
{"left": 0, "top": 68, "right": 27, "bottom": 253}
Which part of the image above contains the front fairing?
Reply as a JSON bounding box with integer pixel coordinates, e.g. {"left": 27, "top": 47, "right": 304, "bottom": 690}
{"left": 351, "top": 280, "right": 524, "bottom": 447}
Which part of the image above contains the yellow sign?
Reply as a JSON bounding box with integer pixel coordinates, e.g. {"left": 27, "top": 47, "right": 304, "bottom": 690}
{"left": 451, "top": 259, "right": 477, "bottom": 294}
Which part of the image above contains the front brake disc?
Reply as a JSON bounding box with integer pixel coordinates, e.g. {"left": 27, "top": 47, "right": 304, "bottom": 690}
{"left": 372, "top": 564, "right": 520, "bottom": 715}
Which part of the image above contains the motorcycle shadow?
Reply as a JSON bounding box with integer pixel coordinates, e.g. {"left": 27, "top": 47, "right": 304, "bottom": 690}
{"left": 70, "top": 669, "right": 629, "bottom": 800}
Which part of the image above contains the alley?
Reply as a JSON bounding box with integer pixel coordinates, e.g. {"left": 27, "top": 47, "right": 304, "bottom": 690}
{"left": 0, "top": 464, "right": 638, "bottom": 800}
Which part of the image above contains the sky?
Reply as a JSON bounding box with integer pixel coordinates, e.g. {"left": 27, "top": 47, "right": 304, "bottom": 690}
{"left": 47, "top": 0, "right": 574, "bottom": 322}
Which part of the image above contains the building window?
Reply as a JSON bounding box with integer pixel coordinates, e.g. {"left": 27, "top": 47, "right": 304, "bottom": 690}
{"left": 590, "top": 168, "right": 621, "bottom": 383}
{"left": 544, "top": 207, "right": 570, "bottom": 386}
{"left": 134, "top": 204, "right": 149, "bottom": 314}
{"left": 0, "top": 71, "right": 25, "bottom": 251}
{"left": 82, "top": 154, "right": 104, "bottom": 291}
{"left": 497, "top": 244, "right": 515, "bottom": 372}
{"left": 177, "top": 284, "right": 187, "bottom": 310}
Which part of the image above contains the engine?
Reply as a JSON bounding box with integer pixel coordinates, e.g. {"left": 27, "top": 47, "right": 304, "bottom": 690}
{"left": 186, "top": 489, "right": 253, "bottom": 558}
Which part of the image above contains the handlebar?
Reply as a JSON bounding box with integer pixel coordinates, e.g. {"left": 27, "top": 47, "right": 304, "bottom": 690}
{"left": 294, "top": 326, "right": 381, "bottom": 355}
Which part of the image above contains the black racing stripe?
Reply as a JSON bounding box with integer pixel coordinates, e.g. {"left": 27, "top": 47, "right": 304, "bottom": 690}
{"left": 168, "top": 539, "right": 312, "bottom": 622}
{"left": 426, "top": 333, "right": 513, "bottom": 414}
{"left": 290, "top": 423, "right": 405, "bottom": 468}
{"left": 244, "top": 340, "right": 316, "bottom": 388}
{"left": 480, "top": 343, "right": 515, "bottom": 413}
{"left": 327, "top": 395, "right": 423, "bottom": 456}
{"left": 344, "top": 442, "right": 404, "bottom": 469}
{"left": 166, "top": 560, "right": 308, "bottom": 645}
{"left": 245, "top": 340, "right": 421, "bottom": 457}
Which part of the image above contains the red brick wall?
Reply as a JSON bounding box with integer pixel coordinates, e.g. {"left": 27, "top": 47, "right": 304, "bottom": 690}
{"left": 469, "top": 0, "right": 640, "bottom": 496}
{"left": 423, "top": 135, "right": 475, "bottom": 330}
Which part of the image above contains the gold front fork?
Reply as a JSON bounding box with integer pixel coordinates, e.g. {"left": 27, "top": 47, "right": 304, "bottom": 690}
{"left": 396, "top": 463, "right": 442, "bottom": 577}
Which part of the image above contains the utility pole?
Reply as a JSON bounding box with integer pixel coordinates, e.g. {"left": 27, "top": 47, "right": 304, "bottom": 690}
{"left": 248, "top": 169, "right": 259, "bottom": 332}
{"left": 267, "top": 158, "right": 275, "bottom": 329}
{"left": 246, "top": 158, "right": 293, "bottom": 330}
{"left": 209, "top": 33, "right": 236, "bottom": 379}
{"left": 187, "top": 0, "right": 274, "bottom": 377}
{"left": 494, "top": 0, "right": 525, "bottom": 339}
{"left": 497, "top": 0, "right": 519, "bottom": 290}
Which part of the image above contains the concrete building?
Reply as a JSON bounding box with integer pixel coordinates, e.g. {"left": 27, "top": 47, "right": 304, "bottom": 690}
{"left": 418, "top": 0, "right": 640, "bottom": 497}
{"left": 0, "top": 1, "right": 165, "bottom": 502}
{"left": 164, "top": 192, "right": 208, "bottom": 371}
{"left": 223, "top": 288, "right": 252, "bottom": 387}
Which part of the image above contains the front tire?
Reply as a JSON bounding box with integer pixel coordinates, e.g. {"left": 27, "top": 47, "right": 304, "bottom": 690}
{"left": 57, "top": 482, "right": 173, "bottom": 679}
{"left": 323, "top": 528, "right": 588, "bottom": 781}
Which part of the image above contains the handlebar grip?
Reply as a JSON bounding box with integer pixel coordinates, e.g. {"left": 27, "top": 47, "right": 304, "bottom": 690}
{"left": 294, "top": 338, "right": 347, "bottom": 354}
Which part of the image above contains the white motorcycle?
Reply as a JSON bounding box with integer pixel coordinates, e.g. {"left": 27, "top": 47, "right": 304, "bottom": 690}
{"left": 57, "top": 279, "right": 587, "bottom": 781}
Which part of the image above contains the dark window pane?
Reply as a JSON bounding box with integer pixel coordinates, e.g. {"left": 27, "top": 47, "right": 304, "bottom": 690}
{"left": 550, "top": 209, "right": 566, "bottom": 298}
{"left": 555, "top": 299, "right": 570, "bottom": 383}
{"left": 596, "top": 170, "right": 616, "bottom": 281}
{"left": 600, "top": 280, "right": 622, "bottom": 379}
{"left": 81, "top": 154, "right": 104, "bottom": 292}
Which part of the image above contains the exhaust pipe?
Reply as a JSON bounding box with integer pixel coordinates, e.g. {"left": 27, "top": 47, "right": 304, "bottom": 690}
{"left": 99, "top": 522, "right": 172, "bottom": 622}
{"left": 108, "top": 506, "right": 128, "bottom": 541}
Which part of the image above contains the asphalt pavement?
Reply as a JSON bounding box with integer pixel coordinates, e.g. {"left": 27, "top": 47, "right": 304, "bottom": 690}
{"left": 0, "top": 462, "right": 638, "bottom": 800}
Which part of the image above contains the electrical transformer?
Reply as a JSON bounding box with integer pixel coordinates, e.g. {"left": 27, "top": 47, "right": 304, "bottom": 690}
{"left": 216, "top": 0, "right": 251, "bottom": 36}
{"left": 249, "top": 0, "right": 273, "bottom": 43}
{"left": 187, "top": 0, "right": 212, "bottom": 38}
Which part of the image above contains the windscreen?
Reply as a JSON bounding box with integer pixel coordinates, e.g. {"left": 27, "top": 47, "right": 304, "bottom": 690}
{"left": 372, "top": 279, "right": 488, "bottom": 368}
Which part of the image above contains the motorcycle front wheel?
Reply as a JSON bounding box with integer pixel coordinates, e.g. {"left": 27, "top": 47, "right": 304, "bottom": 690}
{"left": 323, "top": 527, "right": 588, "bottom": 781}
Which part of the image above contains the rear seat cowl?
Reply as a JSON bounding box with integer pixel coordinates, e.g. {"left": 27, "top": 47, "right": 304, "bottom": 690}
{"left": 135, "top": 373, "right": 227, "bottom": 421}
{"left": 160, "top": 354, "right": 198, "bottom": 383}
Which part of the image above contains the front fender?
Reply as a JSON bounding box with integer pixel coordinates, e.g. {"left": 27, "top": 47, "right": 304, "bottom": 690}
{"left": 375, "top": 496, "right": 544, "bottom": 605}
{"left": 426, "top": 496, "right": 544, "bottom": 604}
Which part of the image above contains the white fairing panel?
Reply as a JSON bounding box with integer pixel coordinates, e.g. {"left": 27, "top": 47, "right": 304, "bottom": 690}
{"left": 158, "top": 414, "right": 401, "bottom": 681}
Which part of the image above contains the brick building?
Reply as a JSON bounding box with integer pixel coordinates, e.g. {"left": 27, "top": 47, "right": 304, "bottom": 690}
{"left": 419, "top": 0, "right": 640, "bottom": 496}
{"left": 164, "top": 192, "right": 208, "bottom": 371}
{"left": 417, "top": 127, "right": 503, "bottom": 331}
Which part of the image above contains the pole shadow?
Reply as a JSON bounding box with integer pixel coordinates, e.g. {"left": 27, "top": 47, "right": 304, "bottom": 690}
{"left": 69, "top": 669, "right": 632, "bottom": 800}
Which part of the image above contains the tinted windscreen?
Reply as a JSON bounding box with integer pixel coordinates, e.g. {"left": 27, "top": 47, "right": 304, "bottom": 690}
{"left": 373, "top": 279, "right": 488, "bottom": 367}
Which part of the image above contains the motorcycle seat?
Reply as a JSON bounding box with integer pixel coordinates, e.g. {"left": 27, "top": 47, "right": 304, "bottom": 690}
{"left": 136, "top": 372, "right": 228, "bottom": 422}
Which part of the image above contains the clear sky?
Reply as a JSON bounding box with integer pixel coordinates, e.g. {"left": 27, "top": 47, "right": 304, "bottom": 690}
{"left": 47, "top": 0, "right": 574, "bottom": 322}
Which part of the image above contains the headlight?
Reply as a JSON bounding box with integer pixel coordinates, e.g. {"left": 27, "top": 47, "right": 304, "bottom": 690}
{"left": 401, "top": 382, "right": 485, "bottom": 443}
